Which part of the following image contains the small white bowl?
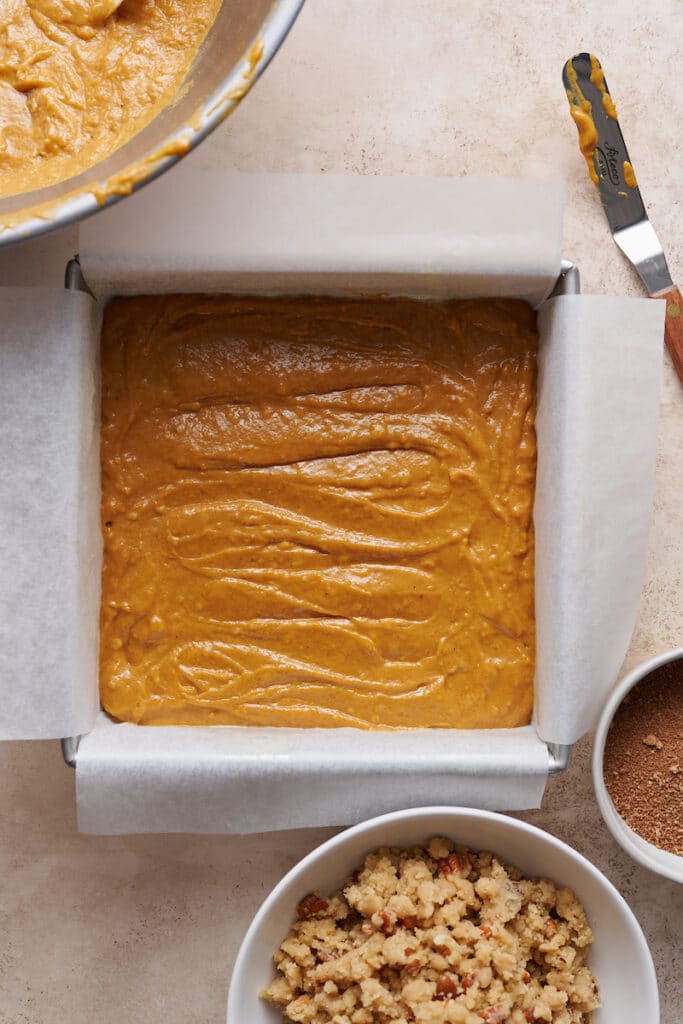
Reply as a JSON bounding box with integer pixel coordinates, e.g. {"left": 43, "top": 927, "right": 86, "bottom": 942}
{"left": 593, "top": 647, "right": 683, "bottom": 884}
{"left": 227, "top": 806, "right": 658, "bottom": 1023}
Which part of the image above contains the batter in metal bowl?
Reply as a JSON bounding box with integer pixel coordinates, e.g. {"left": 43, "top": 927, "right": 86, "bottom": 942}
{"left": 0, "top": 0, "right": 221, "bottom": 196}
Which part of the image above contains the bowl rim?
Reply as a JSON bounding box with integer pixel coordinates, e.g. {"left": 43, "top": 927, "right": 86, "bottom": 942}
{"left": 0, "top": 0, "right": 306, "bottom": 247}
{"left": 592, "top": 647, "right": 683, "bottom": 883}
{"left": 226, "top": 804, "right": 659, "bottom": 1022}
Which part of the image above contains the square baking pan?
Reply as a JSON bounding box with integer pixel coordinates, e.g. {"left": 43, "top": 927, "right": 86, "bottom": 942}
{"left": 61, "top": 256, "right": 580, "bottom": 785}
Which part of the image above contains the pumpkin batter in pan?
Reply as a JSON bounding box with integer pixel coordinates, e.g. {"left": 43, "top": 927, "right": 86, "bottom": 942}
{"left": 99, "top": 294, "right": 537, "bottom": 729}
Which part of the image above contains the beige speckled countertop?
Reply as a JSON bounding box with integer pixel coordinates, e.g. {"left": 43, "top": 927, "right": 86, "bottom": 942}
{"left": 1, "top": 1, "right": 682, "bottom": 1022}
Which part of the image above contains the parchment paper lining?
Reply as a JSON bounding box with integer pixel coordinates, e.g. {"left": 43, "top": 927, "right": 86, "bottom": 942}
{"left": 0, "top": 174, "right": 664, "bottom": 832}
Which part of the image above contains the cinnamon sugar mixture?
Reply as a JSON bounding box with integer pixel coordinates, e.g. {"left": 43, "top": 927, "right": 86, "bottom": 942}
{"left": 603, "top": 659, "right": 683, "bottom": 856}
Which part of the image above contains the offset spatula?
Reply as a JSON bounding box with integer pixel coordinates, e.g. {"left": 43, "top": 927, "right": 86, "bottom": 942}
{"left": 563, "top": 52, "right": 683, "bottom": 384}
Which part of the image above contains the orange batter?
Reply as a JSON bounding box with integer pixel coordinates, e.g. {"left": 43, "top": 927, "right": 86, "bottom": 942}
{"left": 0, "top": 0, "right": 221, "bottom": 197}
{"left": 99, "top": 294, "right": 537, "bottom": 729}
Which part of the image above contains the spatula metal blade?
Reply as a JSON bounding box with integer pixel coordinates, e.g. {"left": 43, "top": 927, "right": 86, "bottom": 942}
{"left": 562, "top": 52, "right": 672, "bottom": 294}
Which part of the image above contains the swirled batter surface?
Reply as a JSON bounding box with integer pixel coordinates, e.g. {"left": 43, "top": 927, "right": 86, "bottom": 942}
{"left": 100, "top": 295, "right": 537, "bottom": 729}
{"left": 0, "top": 0, "right": 221, "bottom": 197}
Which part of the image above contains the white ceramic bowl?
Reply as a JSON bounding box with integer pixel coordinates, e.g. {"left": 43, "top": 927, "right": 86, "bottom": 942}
{"left": 593, "top": 647, "right": 683, "bottom": 884}
{"left": 227, "top": 806, "right": 659, "bottom": 1024}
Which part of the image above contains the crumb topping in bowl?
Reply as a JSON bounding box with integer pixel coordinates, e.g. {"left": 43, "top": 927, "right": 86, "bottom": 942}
{"left": 261, "top": 837, "right": 600, "bottom": 1024}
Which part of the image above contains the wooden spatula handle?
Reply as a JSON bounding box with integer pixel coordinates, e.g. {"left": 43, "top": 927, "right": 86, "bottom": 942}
{"left": 652, "top": 284, "right": 683, "bottom": 385}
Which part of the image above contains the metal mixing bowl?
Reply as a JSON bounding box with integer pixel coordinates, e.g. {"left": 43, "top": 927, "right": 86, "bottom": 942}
{"left": 0, "top": 0, "right": 305, "bottom": 247}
